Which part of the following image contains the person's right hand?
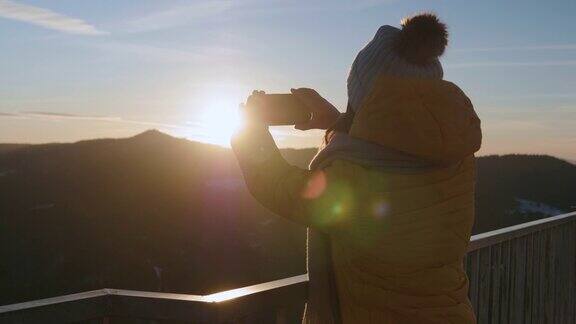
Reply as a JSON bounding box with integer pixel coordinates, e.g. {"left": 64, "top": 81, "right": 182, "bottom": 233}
{"left": 241, "top": 90, "right": 267, "bottom": 127}
{"left": 232, "top": 90, "right": 278, "bottom": 165}
{"left": 291, "top": 88, "right": 340, "bottom": 130}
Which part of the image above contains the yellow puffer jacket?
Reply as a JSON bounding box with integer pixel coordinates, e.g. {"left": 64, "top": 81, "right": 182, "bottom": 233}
{"left": 232, "top": 77, "right": 481, "bottom": 323}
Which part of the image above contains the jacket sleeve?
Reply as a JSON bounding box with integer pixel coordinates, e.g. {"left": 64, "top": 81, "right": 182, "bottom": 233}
{"left": 231, "top": 125, "right": 341, "bottom": 231}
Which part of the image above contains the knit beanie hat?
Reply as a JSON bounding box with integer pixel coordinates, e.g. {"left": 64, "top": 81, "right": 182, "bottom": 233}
{"left": 347, "top": 13, "right": 448, "bottom": 112}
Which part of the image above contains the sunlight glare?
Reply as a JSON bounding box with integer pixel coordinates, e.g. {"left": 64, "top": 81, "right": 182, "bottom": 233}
{"left": 195, "top": 95, "right": 244, "bottom": 147}
{"left": 203, "top": 287, "right": 257, "bottom": 303}
{"left": 202, "top": 274, "right": 309, "bottom": 303}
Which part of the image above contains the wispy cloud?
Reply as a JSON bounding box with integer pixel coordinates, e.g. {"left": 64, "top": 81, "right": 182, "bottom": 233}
{"left": 479, "top": 104, "right": 576, "bottom": 159}
{"left": 340, "top": 0, "right": 399, "bottom": 10}
{"left": 17, "top": 111, "right": 190, "bottom": 130}
{"left": 484, "top": 93, "right": 576, "bottom": 100}
{"left": 21, "top": 111, "right": 121, "bottom": 121}
{"left": 0, "top": 112, "right": 23, "bottom": 118}
{"left": 483, "top": 105, "right": 576, "bottom": 134}
{"left": 0, "top": 0, "right": 106, "bottom": 35}
{"left": 120, "top": 0, "right": 398, "bottom": 34}
{"left": 226, "top": 0, "right": 399, "bottom": 17}
{"left": 446, "top": 60, "right": 576, "bottom": 69}
{"left": 453, "top": 44, "right": 576, "bottom": 53}
{"left": 122, "top": 0, "right": 233, "bottom": 33}
{"left": 121, "top": 119, "right": 190, "bottom": 130}
{"left": 87, "top": 39, "right": 242, "bottom": 64}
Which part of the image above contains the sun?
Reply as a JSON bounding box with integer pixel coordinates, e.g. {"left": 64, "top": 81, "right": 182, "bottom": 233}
{"left": 194, "top": 96, "right": 243, "bottom": 147}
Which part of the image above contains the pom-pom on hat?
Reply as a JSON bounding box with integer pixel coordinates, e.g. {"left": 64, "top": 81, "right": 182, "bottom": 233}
{"left": 347, "top": 13, "right": 448, "bottom": 112}
{"left": 395, "top": 13, "right": 448, "bottom": 65}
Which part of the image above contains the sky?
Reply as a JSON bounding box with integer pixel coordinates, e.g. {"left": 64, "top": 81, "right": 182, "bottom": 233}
{"left": 0, "top": 0, "right": 575, "bottom": 160}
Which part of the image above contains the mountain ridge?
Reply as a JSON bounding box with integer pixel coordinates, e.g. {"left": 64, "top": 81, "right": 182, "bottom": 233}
{"left": 1, "top": 129, "right": 573, "bottom": 164}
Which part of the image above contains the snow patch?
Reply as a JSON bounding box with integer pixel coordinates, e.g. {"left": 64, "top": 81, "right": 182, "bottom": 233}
{"left": 29, "top": 203, "right": 56, "bottom": 211}
{"left": 153, "top": 266, "right": 162, "bottom": 280}
{"left": 515, "top": 198, "right": 565, "bottom": 216}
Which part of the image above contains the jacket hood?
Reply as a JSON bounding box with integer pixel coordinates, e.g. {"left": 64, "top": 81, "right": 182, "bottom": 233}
{"left": 349, "top": 77, "right": 482, "bottom": 164}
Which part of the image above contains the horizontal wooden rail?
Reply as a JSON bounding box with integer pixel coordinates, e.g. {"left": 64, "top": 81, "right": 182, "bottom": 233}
{"left": 0, "top": 275, "right": 309, "bottom": 323}
{"left": 468, "top": 211, "right": 576, "bottom": 251}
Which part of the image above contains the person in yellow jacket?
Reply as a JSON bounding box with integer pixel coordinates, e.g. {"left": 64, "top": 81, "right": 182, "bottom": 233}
{"left": 232, "top": 13, "right": 481, "bottom": 324}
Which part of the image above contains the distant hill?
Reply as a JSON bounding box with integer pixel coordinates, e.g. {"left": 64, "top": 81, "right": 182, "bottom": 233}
{"left": 0, "top": 130, "right": 308, "bottom": 304}
{"left": 0, "top": 130, "right": 574, "bottom": 304}
{"left": 474, "top": 154, "right": 575, "bottom": 233}
{"left": 0, "top": 144, "right": 30, "bottom": 154}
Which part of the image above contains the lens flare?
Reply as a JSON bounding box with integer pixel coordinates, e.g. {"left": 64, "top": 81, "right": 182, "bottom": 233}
{"left": 332, "top": 203, "right": 343, "bottom": 215}
{"left": 302, "top": 170, "right": 326, "bottom": 199}
{"left": 373, "top": 200, "right": 388, "bottom": 219}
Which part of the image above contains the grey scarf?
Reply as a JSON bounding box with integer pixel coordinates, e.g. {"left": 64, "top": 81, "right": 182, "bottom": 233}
{"left": 310, "top": 132, "right": 433, "bottom": 171}
{"left": 304, "top": 132, "right": 434, "bottom": 324}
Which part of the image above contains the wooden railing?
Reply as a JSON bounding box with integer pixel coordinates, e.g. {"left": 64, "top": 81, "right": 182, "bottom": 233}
{"left": 1, "top": 211, "right": 575, "bottom": 323}
{"left": 0, "top": 275, "right": 308, "bottom": 323}
{"left": 466, "top": 211, "right": 576, "bottom": 323}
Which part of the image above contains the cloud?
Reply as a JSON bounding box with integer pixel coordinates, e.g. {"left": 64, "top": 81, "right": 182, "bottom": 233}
{"left": 18, "top": 110, "right": 190, "bottom": 130}
{"left": 123, "top": 1, "right": 233, "bottom": 33}
{"left": 88, "top": 40, "right": 242, "bottom": 64}
{"left": 120, "top": 0, "right": 398, "bottom": 34}
{"left": 485, "top": 93, "right": 576, "bottom": 100}
{"left": 479, "top": 104, "right": 576, "bottom": 160}
{"left": 121, "top": 119, "right": 190, "bottom": 130}
{"left": 340, "top": 0, "right": 399, "bottom": 10}
{"left": 0, "top": 111, "right": 25, "bottom": 119}
{"left": 0, "top": 0, "right": 106, "bottom": 35}
{"left": 453, "top": 44, "right": 576, "bottom": 53}
{"left": 488, "top": 120, "right": 547, "bottom": 131}
{"left": 22, "top": 111, "right": 120, "bottom": 121}
{"left": 446, "top": 60, "right": 576, "bottom": 69}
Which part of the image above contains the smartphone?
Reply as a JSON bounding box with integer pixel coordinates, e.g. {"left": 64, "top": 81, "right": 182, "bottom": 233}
{"left": 246, "top": 94, "right": 311, "bottom": 126}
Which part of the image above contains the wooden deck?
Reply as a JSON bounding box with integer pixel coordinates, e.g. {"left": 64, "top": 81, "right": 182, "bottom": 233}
{"left": 1, "top": 211, "right": 575, "bottom": 323}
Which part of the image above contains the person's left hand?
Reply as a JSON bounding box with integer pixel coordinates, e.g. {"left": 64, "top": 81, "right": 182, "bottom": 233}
{"left": 291, "top": 88, "right": 340, "bottom": 130}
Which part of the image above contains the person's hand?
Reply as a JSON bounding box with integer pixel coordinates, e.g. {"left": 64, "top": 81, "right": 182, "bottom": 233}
{"left": 291, "top": 88, "right": 340, "bottom": 130}
{"left": 246, "top": 90, "right": 266, "bottom": 108}
{"left": 232, "top": 90, "right": 277, "bottom": 164}
{"left": 240, "top": 90, "right": 267, "bottom": 128}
